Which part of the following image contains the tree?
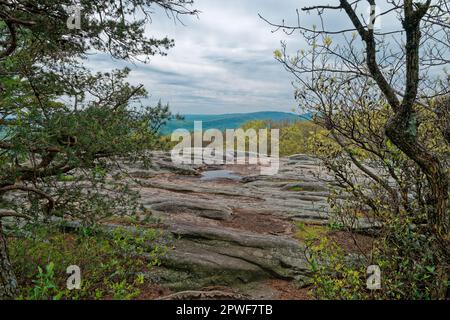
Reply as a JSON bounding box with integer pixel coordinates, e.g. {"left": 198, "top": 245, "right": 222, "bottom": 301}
{"left": 241, "top": 119, "right": 320, "bottom": 156}
{"left": 264, "top": 0, "right": 449, "bottom": 298}
{"left": 0, "top": 0, "right": 197, "bottom": 299}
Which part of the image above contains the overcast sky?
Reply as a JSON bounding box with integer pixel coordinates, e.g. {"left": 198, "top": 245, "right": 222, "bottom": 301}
{"left": 85, "top": 1, "right": 307, "bottom": 114}
{"left": 87, "top": 0, "right": 397, "bottom": 115}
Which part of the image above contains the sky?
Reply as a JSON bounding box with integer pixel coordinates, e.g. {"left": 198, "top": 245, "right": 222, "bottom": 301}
{"left": 87, "top": 0, "right": 311, "bottom": 115}
{"left": 86, "top": 0, "right": 400, "bottom": 115}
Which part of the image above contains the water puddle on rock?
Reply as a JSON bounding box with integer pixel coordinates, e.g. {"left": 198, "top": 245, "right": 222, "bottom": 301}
{"left": 200, "top": 170, "right": 241, "bottom": 181}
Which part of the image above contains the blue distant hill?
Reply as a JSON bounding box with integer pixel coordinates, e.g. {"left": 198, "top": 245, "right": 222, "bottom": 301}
{"left": 161, "top": 111, "right": 311, "bottom": 135}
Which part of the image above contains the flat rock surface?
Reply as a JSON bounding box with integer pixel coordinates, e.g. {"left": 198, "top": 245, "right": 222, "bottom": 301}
{"left": 115, "top": 152, "right": 376, "bottom": 299}
{"left": 113, "top": 152, "right": 334, "bottom": 298}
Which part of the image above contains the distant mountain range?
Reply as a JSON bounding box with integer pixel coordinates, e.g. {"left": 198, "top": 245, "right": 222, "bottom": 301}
{"left": 161, "top": 111, "right": 311, "bottom": 134}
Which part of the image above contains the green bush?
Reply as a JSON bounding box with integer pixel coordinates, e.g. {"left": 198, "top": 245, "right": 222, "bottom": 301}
{"left": 306, "top": 220, "right": 448, "bottom": 300}
{"left": 8, "top": 223, "right": 167, "bottom": 300}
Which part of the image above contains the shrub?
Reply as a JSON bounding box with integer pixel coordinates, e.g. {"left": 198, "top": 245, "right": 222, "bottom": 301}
{"left": 7, "top": 223, "right": 167, "bottom": 300}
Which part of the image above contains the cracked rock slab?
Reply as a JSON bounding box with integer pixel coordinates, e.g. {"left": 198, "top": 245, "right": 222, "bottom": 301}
{"left": 147, "top": 199, "right": 233, "bottom": 221}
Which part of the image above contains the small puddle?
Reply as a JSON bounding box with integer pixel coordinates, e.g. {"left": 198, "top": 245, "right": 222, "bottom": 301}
{"left": 200, "top": 170, "right": 241, "bottom": 181}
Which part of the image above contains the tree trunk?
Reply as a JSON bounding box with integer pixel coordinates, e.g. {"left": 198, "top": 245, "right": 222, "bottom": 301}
{"left": 384, "top": 2, "right": 449, "bottom": 239}
{"left": 386, "top": 114, "right": 449, "bottom": 300}
{"left": 386, "top": 108, "right": 449, "bottom": 238}
{"left": 0, "top": 222, "right": 18, "bottom": 300}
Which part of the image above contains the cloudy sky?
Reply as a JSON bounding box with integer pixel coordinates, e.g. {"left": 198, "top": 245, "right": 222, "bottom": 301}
{"left": 86, "top": 0, "right": 312, "bottom": 114}
{"left": 87, "top": 0, "right": 395, "bottom": 115}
